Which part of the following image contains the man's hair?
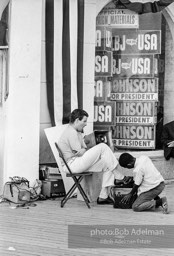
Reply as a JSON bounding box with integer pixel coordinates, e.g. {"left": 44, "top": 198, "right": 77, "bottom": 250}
{"left": 119, "top": 153, "right": 134, "bottom": 168}
{"left": 69, "top": 109, "right": 89, "bottom": 123}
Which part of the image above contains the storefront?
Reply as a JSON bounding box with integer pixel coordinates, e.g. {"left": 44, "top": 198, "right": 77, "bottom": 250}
{"left": 94, "top": 1, "right": 165, "bottom": 151}
{"left": 0, "top": 0, "right": 174, "bottom": 194}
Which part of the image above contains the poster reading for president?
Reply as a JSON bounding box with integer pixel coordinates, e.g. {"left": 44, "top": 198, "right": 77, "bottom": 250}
{"left": 115, "top": 101, "right": 157, "bottom": 125}
{"left": 110, "top": 77, "right": 158, "bottom": 101}
{"left": 112, "top": 124, "right": 155, "bottom": 149}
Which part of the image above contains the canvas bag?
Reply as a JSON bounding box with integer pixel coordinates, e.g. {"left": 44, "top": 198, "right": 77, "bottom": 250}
{"left": 3, "top": 176, "right": 31, "bottom": 204}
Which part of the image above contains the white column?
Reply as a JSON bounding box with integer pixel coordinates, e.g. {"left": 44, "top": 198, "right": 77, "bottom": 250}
{"left": 3, "top": 0, "right": 43, "bottom": 185}
{"left": 83, "top": 0, "right": 96, "bottom": 134}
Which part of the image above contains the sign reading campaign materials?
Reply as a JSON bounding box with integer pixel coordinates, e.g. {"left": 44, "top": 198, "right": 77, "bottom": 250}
{"left": 96, "top": 9, "right": 139, "bottom": 29}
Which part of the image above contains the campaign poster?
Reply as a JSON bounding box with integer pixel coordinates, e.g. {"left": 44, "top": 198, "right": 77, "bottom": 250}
{"left": 94, "top": 77, "right": 111, "bottom": 102}
{"left": 95, "top": 51, "right": 112, "bottom": 77}
{"left": 96, "top": 27, "right": 112, "bottom": 51}
{"left": 94, "top": 101, "right": 115, "bottom": 128}
{"left": 112, "top": 54, "right": 154, "bottom": 78}
{"left": 112, "top": 124, "right": 156, "bottom": 149}
{"left": 110, "top": 77, "right": 158, "bottom": 101}
{"left": 96, "top": 9, "right": 139, "bottom": 29}
{"left": 111, "top": 30, "right": 161, "bottom": 55}
{"left": 115, "top": 101, "right": 157, "bottom": 125}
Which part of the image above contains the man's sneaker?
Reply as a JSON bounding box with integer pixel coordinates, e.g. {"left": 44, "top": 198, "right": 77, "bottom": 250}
{"left": 161, "top": 197, "right": 169, "bottom": 214}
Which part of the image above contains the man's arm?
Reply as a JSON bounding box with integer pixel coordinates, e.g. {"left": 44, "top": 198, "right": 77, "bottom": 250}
{"left": 129, "top": 184, "right": 139, "bottom": 195}
{"left": 121, "top": 184, "right": 140, "bottom": 204}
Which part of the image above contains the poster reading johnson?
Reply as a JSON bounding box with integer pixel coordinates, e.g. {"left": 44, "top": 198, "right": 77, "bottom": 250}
{"left": 110, "top": 78, "right": 158, "bottom": 101}
{"left": 112, "top": 125, "right": 155, "bottom": 149}
{"left": 115, "top": 101, "right": 157, "bottom": 125}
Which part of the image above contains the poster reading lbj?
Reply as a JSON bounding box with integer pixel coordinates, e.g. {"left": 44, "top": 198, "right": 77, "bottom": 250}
{"left": 112, "top": 54, "right": 154, "bottom": 78}
{"left": 112, "top": 30, "right": 161, "bottom": 55}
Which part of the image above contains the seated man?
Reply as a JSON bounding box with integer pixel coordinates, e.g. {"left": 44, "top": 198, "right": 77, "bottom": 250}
{"left": 161, "top": 120, "right": 174, "bottom": 160}
{"left": 118, "top": 153, "right": 169, "bottom": 214}
{"left": 58, "top": 109, "right": 127, "bottom": 205}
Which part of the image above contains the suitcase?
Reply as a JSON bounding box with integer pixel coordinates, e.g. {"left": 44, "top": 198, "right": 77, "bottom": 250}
{"left": 41, "top": 179, "right": 65, "bottom": 198}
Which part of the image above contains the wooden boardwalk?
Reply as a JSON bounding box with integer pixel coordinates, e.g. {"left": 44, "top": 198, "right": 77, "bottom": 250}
{"left": 0, "top": 183, "right": 174, "bottom": 256}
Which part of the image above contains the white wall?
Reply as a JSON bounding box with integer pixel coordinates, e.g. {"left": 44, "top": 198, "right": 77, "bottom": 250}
{"left": 2, "top": 0, "right": 43, "bottom": 188}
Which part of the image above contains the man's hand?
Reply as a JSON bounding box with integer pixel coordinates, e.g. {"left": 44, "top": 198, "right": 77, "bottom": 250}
{"left": 167, "top": 141, "right": 174, "bottom": 147}
{"left": 121, "top": 193, "right": 132, "bottom": 204}
{"left": 74, "top": 148, "right": 86, "bottom": 157}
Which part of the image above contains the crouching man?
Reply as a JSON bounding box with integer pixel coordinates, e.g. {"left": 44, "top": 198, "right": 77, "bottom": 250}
{"left": 118, "top": 153, "right": 169, "bottom": 214}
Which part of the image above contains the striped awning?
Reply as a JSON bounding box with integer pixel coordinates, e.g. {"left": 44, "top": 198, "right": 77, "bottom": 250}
{"left": 120, "top": 0, "right": 174, "bottom": 14}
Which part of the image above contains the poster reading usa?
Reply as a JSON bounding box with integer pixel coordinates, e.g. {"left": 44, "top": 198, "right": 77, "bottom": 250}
{"left": 94, "top": 9, "right": 162, "bottom": 149}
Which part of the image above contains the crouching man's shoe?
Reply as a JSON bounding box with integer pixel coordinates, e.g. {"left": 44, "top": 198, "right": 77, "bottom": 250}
{"left": 161, "top": 197, "right": 169, "bottom": 214}
{"left": 97, "top": 197, "right": 114, "bottom": 205}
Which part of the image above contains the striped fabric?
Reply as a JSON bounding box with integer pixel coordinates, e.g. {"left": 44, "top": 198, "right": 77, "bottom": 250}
{"left": 0, "top": 0, "right": 9, "bottom": 19}
{"left": 120, "top": 0, "right": 174, "bottom": 14}
{"left": 46, "top": 0, "right": 84, "bottom": 126}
